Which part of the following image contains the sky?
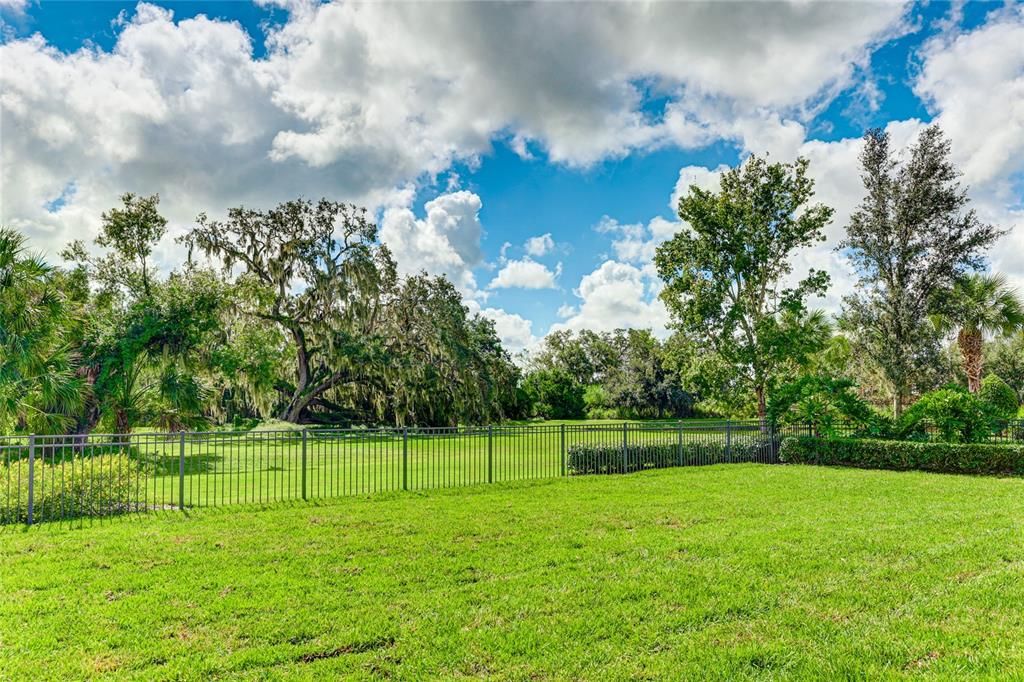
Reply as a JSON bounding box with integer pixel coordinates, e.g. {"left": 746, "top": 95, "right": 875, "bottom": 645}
{"left": 1, "top": 0, "right": 1022, "bottom": 355}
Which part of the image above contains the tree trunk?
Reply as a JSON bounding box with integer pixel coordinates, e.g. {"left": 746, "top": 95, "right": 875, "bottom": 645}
{"left": 892, "top": 389, "right": 904, "bottom": 420}
{"left": 278, "top": 324, "right": 312, "bottom": 423}
{"left": 281, "top": 397, "right": 308, "bottom": 424}
{"left": 959, "top": 327, "right": 983, "bottom": 393}
{"left": 115, "top": 409, "right": 131, "bottom": 435}
{"left": 755, "top": 385, "right": 767, "bottom": 421}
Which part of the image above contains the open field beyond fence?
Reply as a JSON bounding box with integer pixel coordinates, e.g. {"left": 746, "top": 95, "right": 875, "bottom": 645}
{"left": 2, "top": 421, "right": 790, "bottom": 525}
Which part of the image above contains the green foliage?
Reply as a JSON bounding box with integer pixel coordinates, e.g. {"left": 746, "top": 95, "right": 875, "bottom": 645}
{"left": 185, "top": 199, "right": 391, "bottom": 424}
{"left": 898, "top": 387, "right": 994, "bottom": 443}
{"left": 84, "top": 269, "right": 226, "bottom": 432}
{"left": 780, "top": 436, "right": 1024, "bottom": 476}
{"left": 978, "top": 373, "right": 1019, "bottom": 422}
{"left": 374, "top": 275, "right": 525, "bottom": 426}
{"left": 768, "top": 375, "right": 889, "bottom": 438}
{"left": 839, "top": 126, "right": 1003, "bottom": 416}
{"left": 986, "top": 333, "right": 1024, "bottom": 403}
{"left": 0, "top": 228, "right": 85, "bottom": 433}
{"left": 662, "top": 335, "right": 753, "bottom": 417}
{"left": 601, "top": 329, "right": 694, "bottom": 419}
{"left": 528, "top": 328, "right": 694, "bottom": 420}
{"left": 1, "top": 453, "right": 142, "bottom": 524}
{"left": 931, "top": 273, "right": 1024, "bottom": 393}
{"left": 655, "top": 154, "right": 833, "bottom": 416}
{"left": 582, "top": 384, "right": 616, "bottom": 419}
{"left": 61, "top": 196, "right": 226, "bottom": 433}
{"left": 531, "top": 329, "right": 618, "bottom": 386}
{"left": 522, "top": 369, "right": 585, "bottom": 420}
{"left": 567, "top": 440, "right": 768, "bottom": 475}
{"left": 62, "top": 193, "right": 167, "bottom": 299}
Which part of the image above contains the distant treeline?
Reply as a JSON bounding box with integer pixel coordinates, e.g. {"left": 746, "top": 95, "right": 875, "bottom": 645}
{"left": 3, "top": 124, "right": 1023, "bottom": 434}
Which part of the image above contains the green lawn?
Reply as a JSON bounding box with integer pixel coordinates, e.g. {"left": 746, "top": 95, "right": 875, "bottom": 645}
{"left": 5, "top": 464, "right": 1024, "bottom": 679}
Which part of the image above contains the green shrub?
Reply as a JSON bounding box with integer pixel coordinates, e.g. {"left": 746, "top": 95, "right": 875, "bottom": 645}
{"left": 780, "top": 436, "right": 1024, "bottom": 476}
{"left": 768, "top": 375, "right": 891, "bottom": 438}
{"left": 898, "top": 388, "right": 993, "bottom": 443}
{"left": 568, "top": 438, "right": 774, "bottom": 475}
{"left": 1, "top": 453, "right": 145, "bottom": 524}
{"left": 979, "top": 374, "right": 1019, "bottom": 422}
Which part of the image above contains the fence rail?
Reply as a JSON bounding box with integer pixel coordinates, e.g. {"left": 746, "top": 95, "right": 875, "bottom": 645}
{"left": 1, "top": 421, "right": 794, "bottom": 525}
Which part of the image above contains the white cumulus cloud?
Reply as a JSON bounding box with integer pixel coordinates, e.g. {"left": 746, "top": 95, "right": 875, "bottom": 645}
{"left": 379, "top": 190, "right": 485, "bottom": 296}
{"left": 523, "top": 233, "right": 554, "bottom": 257}
{"left": 488, "top": 258, "right": 561, "bottom": 290}
{"left": 551, "top": 260, "right": 670, "bottom": 337}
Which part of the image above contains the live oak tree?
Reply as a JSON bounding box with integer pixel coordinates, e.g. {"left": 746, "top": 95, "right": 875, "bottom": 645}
{"left": 375, "top": 274, "right": 524, "bottom": 426}
{"left": 839, "top": 126, "right": 1003, "bottom": 416}
{"left": 655, "top": 155, "right": 833, "bottom": 420}
{"left": 184, "top": 199, "right": 393, "bottom": 424}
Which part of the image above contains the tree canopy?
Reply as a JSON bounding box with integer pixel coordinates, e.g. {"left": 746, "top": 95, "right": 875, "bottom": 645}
{"left": 839, "top": 126, "right": 1003, "bottom": 416}
{"left": 655, "top": 155, "right": 833, "bottom": 418}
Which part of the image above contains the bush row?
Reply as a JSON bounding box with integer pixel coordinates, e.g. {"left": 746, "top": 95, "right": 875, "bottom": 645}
{"left": 567, "top": 439, "right": 775, "bottom": 475}
{"left": 1, "top": 454, "right": 144, "bottom": 524}
{"left": 779, "top": 436, "right": 1024, "bottom": 476}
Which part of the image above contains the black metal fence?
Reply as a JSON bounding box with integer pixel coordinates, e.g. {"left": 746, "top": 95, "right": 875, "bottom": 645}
{"left": 1, "top": 421, "right": 796, "bottom": 525}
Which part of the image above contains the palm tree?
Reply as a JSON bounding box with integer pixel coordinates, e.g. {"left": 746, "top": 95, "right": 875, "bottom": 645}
{"left": 933, "top": 273, "right": 1024, "bottom": 393}
{"left": 0, "top": 227, "right": 85, "bottom": 433}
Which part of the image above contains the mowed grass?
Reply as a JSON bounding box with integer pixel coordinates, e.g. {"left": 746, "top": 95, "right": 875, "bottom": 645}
{"left": 5, "top": 465, "right": 1024, "bottom": 680}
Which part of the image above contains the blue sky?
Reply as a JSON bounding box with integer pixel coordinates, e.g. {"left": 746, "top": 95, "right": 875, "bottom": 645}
{"left": 2, "top": 1, "right": 1022, "bottom": 352}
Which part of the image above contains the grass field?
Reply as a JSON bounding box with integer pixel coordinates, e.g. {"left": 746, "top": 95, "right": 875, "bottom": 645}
{"left": 4, "top": 464, "right": 1024, "bottom": 679}
{"left": 3, "top": 421, "right": 779, "bottom": 523}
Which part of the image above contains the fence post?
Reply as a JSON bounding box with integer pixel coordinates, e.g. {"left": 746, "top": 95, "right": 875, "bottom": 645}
{"left": 26, "top": 434, "right": 35, "bottom": 526}
{"left": 725, "top": 419, "right": 732, "bottom": 463}
{"left": 301, "top": 429, "right": 308, "bottom": 500}
{"left": 560, "top": 424, "right": 566, "bottom": 476}
{"left": 621, "top": 422, "right": 628, "bottom": 473}
{"left": 402, "top": 427, "right": 408, "bottom": 491}
{"left": 487, "top": 425, "right": 493, "bottom": 484}
{"left": 178, "top": 431, "right": 186, "bottom": 511}
{"left": 676, "top": 421, "right": 683, "bottom": 467}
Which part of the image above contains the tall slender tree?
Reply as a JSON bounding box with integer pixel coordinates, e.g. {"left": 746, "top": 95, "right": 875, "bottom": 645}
{"left": 932, "top": 274, "right": 1024, "bottom": 393}
{"left": 839, "top": 125, "right": 1004, "bottom": 416}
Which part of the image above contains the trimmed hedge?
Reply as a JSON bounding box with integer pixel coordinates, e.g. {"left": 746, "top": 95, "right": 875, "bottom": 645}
{"left": 567, "top": 440, "right": 774, "bottom": 475}
{"left": 779, "top": 436, "right": 1024, "bottom": 476}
